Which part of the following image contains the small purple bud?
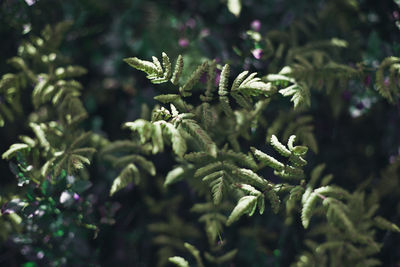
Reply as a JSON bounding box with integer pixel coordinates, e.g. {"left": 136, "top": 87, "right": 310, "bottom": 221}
{"left": 363, "top": 75, "right": 371, "bottom": 87}
{"left": 384, "top": 77, "right": 390, "bottom": 87}
{"left": 356, "top": 102, "right": 364, "bottom": 110}
{"left": 43, "top": 235, "right": 50, "bottom": 243}
{"left": 186, "top": 18, "right": 196, "bottom": 29}
{"left": 251, "top": 48, "right": 263, "bottom": 59}
{"left": 73, "top": 193, "right": 80, "bottom": 200}
{"left": 200, "top": 28, "right": 210, "bottom": 38}
{"left": 251, "top": 20, "right": 261, "bottom": 31}
{"left": 393, "top": 11, "right": 399, "bottom": 20}
{"left": 178, "top": 38, "right": 189, "bottom": 48}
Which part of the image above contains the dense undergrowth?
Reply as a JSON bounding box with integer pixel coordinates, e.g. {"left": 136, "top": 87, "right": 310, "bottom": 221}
{"left": 0, "top": 0, "right": 400, "bottom": 266}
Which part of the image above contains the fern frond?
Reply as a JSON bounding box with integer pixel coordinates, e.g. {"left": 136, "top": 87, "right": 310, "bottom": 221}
{"left": 204, "top": 59, "right": 217, "bottom": 99}
{"left": 184, "top": 243, "right": 204, "bottom": 267}
{"left": 171, "top": 55, "right": 184, "bottom": 85}
{"left": 373, "top": 216, "right": 400, "bottom": 232}
{"left": 158, "top": 121, "right": 187, "bottom": 157}
{"left": 270, "top": 134, "right": 291, "bottom": 157}
{"left": 235, "top": 168, "right": 269, "bottom": 189}
{"left": 323, "top": 197, "right": 356, "bottom": 235}
{"left": 2, "top": 143, "right": 30, "bottom": 160}
{"left": 195, "top": 162, "right": 223, "bottom": 178}
{"left": 168, "top": 256, "right": 189, "bottom": 267}
{"left": 180, "top": 119, "right": 217, "bottom": 157}
{"left": 279, "top": 82, "right": 310, "bottom": 108}
{"left": 226, "top": 195, "right": 257, "bottom": 226}
{"left": 376, "top": 56, "right": 400, "bottom": 103}
{"left": 124, "top": 57, "right": 159, "bottom": 78}
{"left": 301, "top": 191, "right": 321, "bottom": 228}
{"left": 154, "top": 94, "right": 181, "bottom": 104}
{"left": 251, "top": 147, "right": 284, "bottom": 171}
{"left": 218, "top": 64, "right": 230, "bottom": 96}
{"left": 109, "top": 163, "right": 139, "bottom": 196}
{"left": 236, "top": 183, "right": 262, "bottom": 196}
{"left": 209, "top": 175, "right": 227, "bottom": 205}
{"left": 231, "top": 71, "right": 249, "bottom": 91}
{"left": 218, "top": 150, "right": 257, "bottom": 169}
{"left": 179, "top": 61, "right": 208, "bottom": 97}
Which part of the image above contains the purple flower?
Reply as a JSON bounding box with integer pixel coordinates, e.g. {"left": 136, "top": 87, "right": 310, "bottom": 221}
{"left": 251, "top": 48, "right": 263, "bottom": 59}
{"left": 356, "top": 102, "right": 364, "bottom": 110}
{"left": 24, "top": 0, "right": 36, "bottom": 6}
{"left": 178, "top": 38, "right": 189, "bottom": 48}
{"left": 363, "top": 75, "right": 371, "bottom": 87}
{"left": 393, "top": 11, "right": 399, "bottom": 20}
{"left": 384, "top": 77, "right": 390, "bottom": 87}
{"left": 251, "top": 20, "right": 261, "bottom": 31}
{"left": 73, "top": 193, "right": 80, "bottom": 200}
{"left": 186, "top": 18, "right": 196, "bottom": 29}
{"left": 200, "top": 28, "right": 210, "bottom": 38}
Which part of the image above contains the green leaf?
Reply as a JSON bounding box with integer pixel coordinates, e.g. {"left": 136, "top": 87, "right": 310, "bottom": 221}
{"left": 235, "top": 168, "right": 268, "bottom": 189}
{"left": 181, "top": 119, "right": 217, "bottom": 157}
{"left": 251, "top": 147, "right": 284, "bottom": 171}
{"left": 184, "top": 243, "right": 204, "bottom": 267}
{"left": 279, "top": 83, "right": 310, "bottom": 108}
{"left": 218, "top": 64, "right": 230, "bottom": 96}
{"left": 2, "top": 143, "right": 30, "bottom": 160}
{"left": 374, "top": 216, "right": 400, "bottom": 232}
{"left": 154, "top": 94, "right": 180, "bottom": 103}
{"left": 171, "top": 55, "right": 184, "bottom": 85}
{"left": 270, "top": 135, "right": 291, "bottom": 157}
{"left": 292, "top": 146, "right": 308, "bottom": 156}
{"left": 169, "top": 256, "right": 190, "bottom": 267}
{"left": 164, "top": 166, "right": 186, "bottom": 187}
{"left": 301, "top": 191, "right": 320, "bottom": 228}
{"left": 226, "top": 195, "right": 257, "bottom": 226}
{"left": 162, "top": 122, "right": 187, "bottom": 157}
{"left": 110, "top": 164, "right": 139, "bottom": 196}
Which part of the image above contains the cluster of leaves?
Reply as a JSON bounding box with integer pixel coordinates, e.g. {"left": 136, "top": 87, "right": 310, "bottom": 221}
{"left": 0, "top": 22, "right": 99, "bottom": 265}
{"left": 0, "top": 0, "right": 400, "bottom": 266}
{"left": 110, "top": 52, "right": 400, "bottom": 266}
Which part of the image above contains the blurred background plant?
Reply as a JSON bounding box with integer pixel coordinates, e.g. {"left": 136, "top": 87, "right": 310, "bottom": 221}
{"left": 0, "top": 0, "right": 399, "bottom": 266}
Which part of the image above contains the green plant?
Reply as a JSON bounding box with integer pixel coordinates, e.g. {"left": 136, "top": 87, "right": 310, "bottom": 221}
{"left": 1, "top": 1, "right": 400, "bottom": 264}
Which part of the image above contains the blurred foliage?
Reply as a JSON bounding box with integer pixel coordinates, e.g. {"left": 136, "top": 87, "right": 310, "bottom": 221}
{"left": 0, "top": 0, "right": 400, "bottom": 266}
